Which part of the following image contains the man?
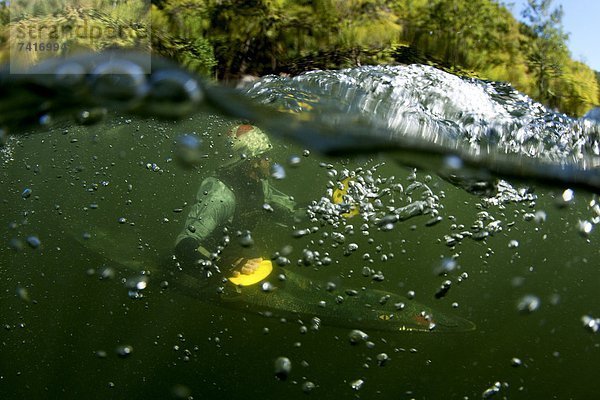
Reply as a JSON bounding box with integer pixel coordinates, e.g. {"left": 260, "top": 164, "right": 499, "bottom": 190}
{"left": 170, "top": 126, "right": 475, "bottom": 332}
{"left": 174, "top": 124, "right": 296, "bottom": 285}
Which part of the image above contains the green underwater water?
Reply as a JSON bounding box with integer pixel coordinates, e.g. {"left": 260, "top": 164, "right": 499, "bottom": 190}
{"left": 1, "top": 112, "right": 599, "bottom": 400}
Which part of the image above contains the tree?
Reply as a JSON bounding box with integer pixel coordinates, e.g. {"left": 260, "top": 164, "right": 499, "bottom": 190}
{"left": 596, "top": 71, "right": 600, "bottom": 105}
{"left": 555, "top": 60, "right": 599, "bottom": 116}
{"left": 329, "top": 0, "right": 401, "bottom": 65}
{"left": 520, "top": 0, "right": 569, "bottom": 108}
{"left": 150, "top": 1, "right": 216, "bottom": 77}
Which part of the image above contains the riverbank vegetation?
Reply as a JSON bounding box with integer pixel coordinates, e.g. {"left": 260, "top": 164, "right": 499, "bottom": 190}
{"left": 0, "top": 0, "right": 598, "bottom": 116}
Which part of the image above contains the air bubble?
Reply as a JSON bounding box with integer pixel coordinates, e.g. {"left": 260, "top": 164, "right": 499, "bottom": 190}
{"left": 9, "top": 238, "right": 24, "bottom": 251}
{"left": 116, "top": 345, "right": 133, "bottom": 358}
{"left": 293, "top": 229, "right": 310, "bottom": 238}
{"left": 26, "top": 236, "right": 41, "bottom": 249}
{"left": 376, "top": 353, "right": 390, "bottom": 366}
{"left": 517, "top": 295, "right": 540, "bottom": 313}
{"left": 76, "top": 108, "right": 107, "bottom": 125}
{"left": 302, "top": 381, "right": 316, "bottom": 393}
{"left": 125, "top": 276, "right": 148, "bottom": 291}
{"left": 534, "top": 210, "right": 547, "bottom": 223}
{"left": 434, "top": 258, "right": 457, "bottom": 275}
{"left": 348, "top": 329, "right": 369, "bottom": 345}
{"left": 274, "top": 356, "right": 292, "bottom": 380}
{"left": 174, "top": 134, "right": 204, "bottom": 168}
{"left": 443, "top": 155, "right": 463, "bottom": 170}
{"left": 562, "top": 189, "right": 574, "bottom": 203}
{"left": 434, "top": 280, "right": 452, "bottom": 299}
{"left": 95, "top": 350, "right": 108, "bottom": 359}
{"left": 90, "top": 60, "right": 148, "bottom": 104}
{"left": 16, "top": 287, "right": 30, "bottom": 302}
{"left": 577, "top": 220, "right": 593, "bottom": 237}
{"left": 350, "top": 379, "right": 365, "bottom": 391}
{"left": 261, "top": 282, "right": 274, "bottom": 292}
{"left": 148, "top": 69, "right": 203, "bottom": 117}
{"left": 581, "top": 315, "right": 600, "bottom": 333}
{"left": 482, "top": 381, "right": 501, "bottom": 399}
{"left": 99, "top": 267, "right": 115, "bottom": 280}
{"left": 239, "top": 231, "right": 254, "bottom": 247}
{"left": 288, "top": 156, "right": 301, "bottom": 167}
{"left": 271, "top": 163, "right": 286, "bottom": 179}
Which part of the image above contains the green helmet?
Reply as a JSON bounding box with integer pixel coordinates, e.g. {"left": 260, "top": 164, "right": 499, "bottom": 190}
{"left": 222, "top": 124, "right": 272, "bottom": 169}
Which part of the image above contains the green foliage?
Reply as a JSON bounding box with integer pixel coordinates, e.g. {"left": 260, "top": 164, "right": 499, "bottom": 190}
{"left": 150, "top": 2, "right": 216, "bottom": 77}
{"left": 148, "top": 0, "right": 403, "bottom": 79}
{"left": 0, "top": 1, "right": 150, "bottom": 67}
{"left": 1, "top": 0, "right": 598, "bottom": 115}
{"left": 203, "top": 0, "right": 285, "bottom": 79}
{"left": 326, "top": 0, "right": 402, "bottom": 65}
{"left": 145, "top": 0, "right": 599, "bottom": 114}
{"left": 556, "top": 60, "right": 600, "bottom": 116}
{"left": 596, "top": 72, "right": 600, "bottom": 105}
{"left": 520, "top": 0, "right": 570, "bottom": 109}
{"left": 0, "top": 2, "right": 8, "bottom": 43}
{"left": 9, "top": 0, "right": 146, "bottom": 19}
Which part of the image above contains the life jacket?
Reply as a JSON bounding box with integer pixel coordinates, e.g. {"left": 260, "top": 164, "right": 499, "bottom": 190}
{"left": 216, "top": 166, "right": 295, "bottom": 256}
{"left": 216, "top": 167, "right": 266, "bottom": 234}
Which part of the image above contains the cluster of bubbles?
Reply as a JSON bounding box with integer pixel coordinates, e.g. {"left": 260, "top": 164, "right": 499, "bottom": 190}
{"left": 443, "top": 180, "right": 540, "bottom": 248}
{"left": 269, "top": 329, "right": 395, "bottom": 394}
{"left": 480, "top": 180, "right": 537, "bottom": 208}
{"left": 306, "top": 163, "right": 440, "bottom": 233}
{"left": 268, "top": 162, "right": 443, "bottom": 282}
{"left": 576, "top": 196, "right": 600, "bottom": 238}
{"left": 581, "top": 315, "right": 600, "bottom": 333}
{"left": 0, "top": 131, "right": 14, "bottom": 163}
